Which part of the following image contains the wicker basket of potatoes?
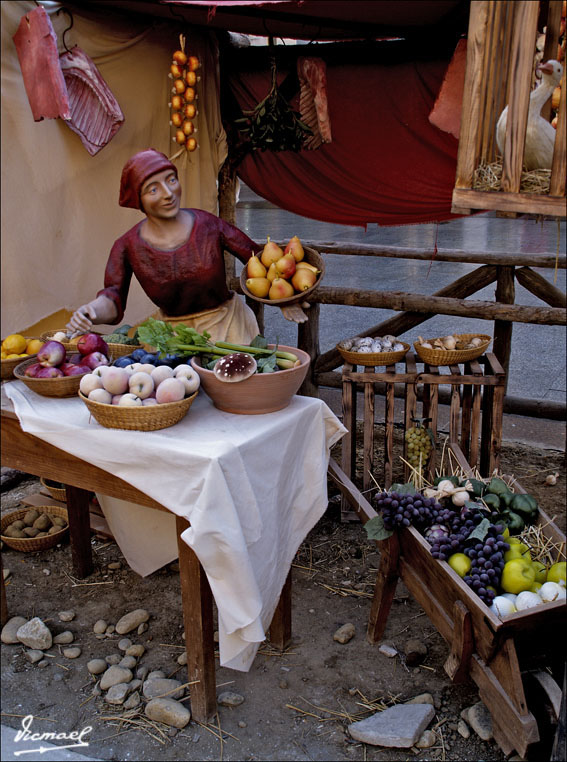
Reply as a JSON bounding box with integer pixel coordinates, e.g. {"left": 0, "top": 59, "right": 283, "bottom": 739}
{"left": 1, "top": 506, "right": 69, "bottom": 552}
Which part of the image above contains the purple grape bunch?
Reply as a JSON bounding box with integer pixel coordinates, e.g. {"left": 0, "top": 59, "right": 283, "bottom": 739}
{"left": 372, "top": 491, "right": 510, "bottom": 606}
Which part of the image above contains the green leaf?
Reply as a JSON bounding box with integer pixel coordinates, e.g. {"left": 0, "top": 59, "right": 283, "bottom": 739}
{"left": 389, "top": 482, "right": 419, "bottom": 495}
{"left": 466, "top": 518, "right": 491, "bottom": 543}
{"left": 250, "top": 335, "right": 269, "bottom": 350}
{"left": 256, "top": 353, "right": 277, "bottom": 373}
{"left": 364, "top": 515, "right": 394, "bottom": 541}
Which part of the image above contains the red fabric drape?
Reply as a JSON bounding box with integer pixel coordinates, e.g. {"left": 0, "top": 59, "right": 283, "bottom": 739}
{"left": 229, "top": 57, "right": 463, "bottom": 227}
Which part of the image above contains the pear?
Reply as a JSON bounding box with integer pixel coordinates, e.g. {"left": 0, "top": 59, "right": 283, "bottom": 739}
{"left": 295, "top": 261, "right": 320, "bottom": 274}
{"left": 291, "top": 269, "right": 317, "bottom": 291}
{"left": 247, "top": 255, "right": 267, "bottom": 278}
{"left": 275, "top": 253, "right": 296, "bottom": 279}
{"left": 284, "top": 235, "right": 304, "bottom": 262}
{"left": 269, "top": 277, "right": 295, "bottom": 300}
{"left": 266, "top": 262, "right": 279, "bottom": 282}
{"left": 245, "top": 277, "right": 271, "bottom": 298}
{"left": 260, "top": 236, "right": 284, "bottom": 268}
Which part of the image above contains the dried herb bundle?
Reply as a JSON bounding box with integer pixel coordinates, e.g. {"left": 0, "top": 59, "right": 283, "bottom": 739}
{"left": 235, "top": 58, "right": 312, "bottom": 152}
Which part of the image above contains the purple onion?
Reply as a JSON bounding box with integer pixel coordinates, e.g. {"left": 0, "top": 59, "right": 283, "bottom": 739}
{"left": 424, "top": 524, "right": 450, "bottom": 543}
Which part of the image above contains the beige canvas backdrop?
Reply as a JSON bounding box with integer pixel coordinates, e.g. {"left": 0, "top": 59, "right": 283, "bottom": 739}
{"left": 1, "top": 0, "right": 228, "bottom": 336}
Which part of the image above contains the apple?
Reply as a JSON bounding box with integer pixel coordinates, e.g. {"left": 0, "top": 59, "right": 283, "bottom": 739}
{"left": 246, "top": 255, "right": 267, "bottom": 278}
{"left": 83, "top": 352, "right": 110, "bottom": 370}
{"left": 284, "top": 235, "right": 304, "bottom": 262}
{"left": 80, "top": 373, "right": 103, "bottom": 396}
{"left": 269, "top": 278, "right": 294, "bottom": 300}
{"left": 111, "top": 394, "right": 124, "bottom": 405}
{"left": 547, "top": 561, "right": 566, "bottom": 585}
{"left": 448, "top": 553, "right": 472, "bottom": 578}
{"left": 173, "top": 365, "right": 200, "bottom": 394}
{"left": 155, "top": 377, "right": 185, "bottom": 403}
{"left": 118, "top": 393, "right": 143, "bottom": 407}
{"left": 151, "top": 365, "right": 174, "bottom": 387}
{"left": 88, "top": 388, "right": 112, "bottom": 404}
{"left": 245, "top": 277, "right": 271, "bottom": 298}
{"left": 291, "top": 268, "right": 317, "bottom": 292}
{"left": 77, "top": 333, "right": 109, "bottom": 357}
{"left": 142, "top": 398, "right": 158, "bottom": 406}
{"left": 129, "top": 371, "right": 154, "bottom": 399}
{"left": 501, "top": 558, "right": 536, "bottom": 594}
{"left": 275, "top": 253, "right": 296, "bottom": 279}
{"left": 62, "top": 364, "right": 89, "bottom": 377}
{"left": 37, "top": 340, "right": 66, "bottom": 367}
{"left": 24, "top": 362, "right": 45, "bottom": 378}
{"left": 36, "top": 366, "right": 64, "bottom": 378}
{"left": 101, "top": 366, "right": 130, "bottom": 395}
{"left": 67, "top": 352, "right": 84, "bottom": 364}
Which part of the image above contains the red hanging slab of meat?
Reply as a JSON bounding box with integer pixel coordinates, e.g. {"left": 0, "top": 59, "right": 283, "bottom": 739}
{"left": 59, "top": 47, "right": 125, "bottom": 156}
{"left": 298, "top": 57, "right": 332, "bottom": 150}
{"left": 12, "top": 5, "right": 71, "bottom": 122}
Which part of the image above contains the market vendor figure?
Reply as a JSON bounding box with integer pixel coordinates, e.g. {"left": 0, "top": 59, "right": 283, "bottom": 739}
{"left": 68, "top": 148, "right": 304, "bottom": 339}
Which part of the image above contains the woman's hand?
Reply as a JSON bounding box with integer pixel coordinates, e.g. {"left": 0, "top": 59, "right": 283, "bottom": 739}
{"left": 66, "top": 296, "right": 118, "bottom": 333}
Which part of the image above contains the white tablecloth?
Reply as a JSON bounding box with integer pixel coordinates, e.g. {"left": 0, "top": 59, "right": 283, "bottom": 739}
{"left": 4, "top": 381, "right": 346, "bottom": 670}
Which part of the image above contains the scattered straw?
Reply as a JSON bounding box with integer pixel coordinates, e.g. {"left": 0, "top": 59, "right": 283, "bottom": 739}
{"left": 473, "top": 160, "right": 552, "bottom": 194}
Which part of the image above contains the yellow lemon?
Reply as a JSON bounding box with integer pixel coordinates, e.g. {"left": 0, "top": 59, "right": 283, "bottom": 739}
{"left": 0, "top": 351, "right": 7, "bottom": 360}
{"left": 547, "top": 561, "right": 566, "bottom": 585}
{"left": 501, "top": 558, "right": 536, "bottom": 594}
{"left": 2, "top": 334, "right": 27, "bottom": 354}
{"left": 5, "top": 353, "right": 21, "bottom": 359}
{"left": 531, "top": 560, "right": 548, "bottom": 584}
{"left": 448, "top": 553, "right": 472, "bottom": 578}
{"left": 26, "top": 338, "right": 44, "bottom": 355}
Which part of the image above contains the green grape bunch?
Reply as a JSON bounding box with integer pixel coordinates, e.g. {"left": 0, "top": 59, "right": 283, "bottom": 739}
{"left": 405, "top": 418, "right": 434, "bottom": 469}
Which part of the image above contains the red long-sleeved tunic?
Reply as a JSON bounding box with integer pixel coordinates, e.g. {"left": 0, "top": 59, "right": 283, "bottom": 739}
{"left": 97, "top": 209, "right": 260, "bottom": 324}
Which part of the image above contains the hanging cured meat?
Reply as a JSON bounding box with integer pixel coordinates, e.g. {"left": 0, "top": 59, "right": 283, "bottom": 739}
{"left": 297, "top": 57, "right": 332, "bottom": 150}
{"left": 59, "top": 47, "right": 124, "bottom": 156}
{"left": 12, "top": 5, "right": 71, "bottom": 122}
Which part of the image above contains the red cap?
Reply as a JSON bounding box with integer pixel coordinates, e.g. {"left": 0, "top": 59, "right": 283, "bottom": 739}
{"left": 119, "top": 149, "right": 177, "bottom": 209}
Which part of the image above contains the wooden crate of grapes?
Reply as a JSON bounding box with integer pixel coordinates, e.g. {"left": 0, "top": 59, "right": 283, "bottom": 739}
{"left": 328, "top": 447, "right": 566, "bottom": 760}
{"left": 340, "top": 350, "right": 505, "bottom": 519}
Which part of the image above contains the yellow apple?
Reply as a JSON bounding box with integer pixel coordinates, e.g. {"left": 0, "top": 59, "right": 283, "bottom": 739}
{"left": 531, "top": 560, "right": 548, "bottom": 584}
{"left": 547, "top": 561, "right": 566, "bottom": 585}
{"left": 501, "top": 558, "right": 536, "bottom": 594}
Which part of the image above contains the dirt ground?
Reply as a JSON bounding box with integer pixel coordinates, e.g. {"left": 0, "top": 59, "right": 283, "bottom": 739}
{"left": 1, "top": 430, "right": 565, "bottom": 762}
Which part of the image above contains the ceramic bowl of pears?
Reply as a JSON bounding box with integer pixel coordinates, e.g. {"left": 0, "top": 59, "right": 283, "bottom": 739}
{"left": 240, "top": 237, "right": 325, "bottom": 307}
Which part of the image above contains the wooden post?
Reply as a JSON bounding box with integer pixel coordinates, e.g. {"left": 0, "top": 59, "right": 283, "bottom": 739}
{"left": 65, "top": 485, "right": 94, "bottom": 579}
{"left": 494, "top": 266, "right": 515, "bottom": 384}
{"left": 218, "top": 159, "right": 237, "bottom": 281}
{"left": 298, "top": 302, "right": 320, "bottom": 397}
{"left": 176, "top": 516, "right": 217, "bottom": 723}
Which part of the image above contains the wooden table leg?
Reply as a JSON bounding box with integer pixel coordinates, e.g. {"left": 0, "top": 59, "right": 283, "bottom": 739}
{"left": 367, "top": 532, "right": 400, "bottom": 644}
{"left": 176, "top": 516, "right": 217, "bottom": 724}
{"left": 65, "top": 485, "right": 93, "bottom": 578}
{"left": 444, "top": 599, "right": 473, "bottom": 683}
{"left": 269, "top": 568, "right": 292, "bottom": 650}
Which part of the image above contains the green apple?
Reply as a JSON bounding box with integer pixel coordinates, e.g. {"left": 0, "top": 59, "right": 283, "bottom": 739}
{"left": 501, "top": 558, "right": 536, "bottom": 594}
{"left": 531, "top": 560, "right": 548, "bottom": 585}
{"left": 547, "top": 561, "right": 566, "bottom": 585}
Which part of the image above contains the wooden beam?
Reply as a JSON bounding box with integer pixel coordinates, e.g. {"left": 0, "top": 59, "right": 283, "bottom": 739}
{"left": 297, "top": 241, "right": 566, "bottom": 269}
{"left": 515, "top": 267, "right": 567, "bottom": 308}
{"left": 451, "top": 187, "right": 566, "bottom": 218}
{"left": 493, "top": 266, "right": 515, "bottom": 381}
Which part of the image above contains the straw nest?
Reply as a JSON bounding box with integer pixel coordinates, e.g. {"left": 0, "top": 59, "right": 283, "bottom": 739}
{"left": 473, "top": 160, "right": 551, "bottom": 194}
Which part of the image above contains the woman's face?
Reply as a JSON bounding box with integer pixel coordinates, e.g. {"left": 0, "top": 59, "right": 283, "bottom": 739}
{"left": 140, "top": 169, "right": 181, "bottom": 219}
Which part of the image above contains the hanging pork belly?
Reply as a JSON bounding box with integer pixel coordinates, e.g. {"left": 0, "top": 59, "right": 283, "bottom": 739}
{"left": 12, "top": 5, "right": 71, "bottom": 122}
{"left": 58, "top": 47, "right": 124, "bottom": 156}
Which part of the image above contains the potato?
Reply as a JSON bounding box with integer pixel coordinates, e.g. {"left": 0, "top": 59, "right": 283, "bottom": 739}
{"left": 48, "top": 525, "right": 62, "bottom": 535}
{"left": 52, "top": 516, "right": 67, "bottom": 527}
{"left": 5, "top": 526, "right": 26, "bottom": 538}
{"left": 24, "top": 527, "right": 40, "bottom": 537}
{"left": 23, "top": 509, "right": 40, "bottom": 526}
{"left": 33, "top": 514, "right": 52, "bottom": 531}
{"left": 12, "top": 520, "right": 26, "bottom": 530}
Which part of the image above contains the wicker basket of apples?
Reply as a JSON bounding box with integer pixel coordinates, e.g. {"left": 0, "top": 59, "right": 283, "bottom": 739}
{"left": 13, "top": 334, "right": 112, "bottom": 397}
{"left": 78, "top": 360, "right": 200, "bottom": 430}
{"left": 240, "top": 237, "right": 324, "bottom": 306}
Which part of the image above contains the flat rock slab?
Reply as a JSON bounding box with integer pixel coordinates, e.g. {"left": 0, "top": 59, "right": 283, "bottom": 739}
{"left": 348, "top": 704, "right": 435, "bottom": 748}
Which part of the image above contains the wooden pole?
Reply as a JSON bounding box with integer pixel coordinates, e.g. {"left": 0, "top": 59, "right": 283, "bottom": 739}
{"left": 298, "top": 302, "right": 320, "bottom": 397}
{"left": 218, "top": 159, "right": 237, "bottom": 280}
{"left": 493, "top": 266, "right": 515, "bottom": 383}
{"left": 515, "top": 267, "right": 567, "bottom": 308}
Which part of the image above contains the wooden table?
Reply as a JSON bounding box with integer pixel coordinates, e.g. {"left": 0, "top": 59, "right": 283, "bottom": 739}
{"left": 1, "top": 400, "right": 291, "bottom": 723}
